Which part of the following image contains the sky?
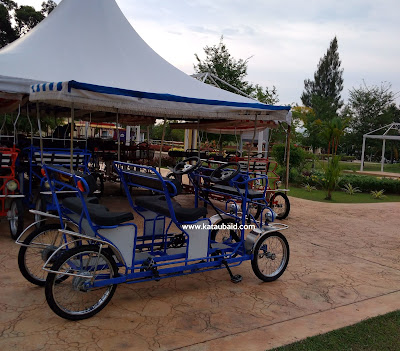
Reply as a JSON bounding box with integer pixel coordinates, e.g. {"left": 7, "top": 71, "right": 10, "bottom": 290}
{"left": 18, "top": 0, "right": 400, "bottom": 106}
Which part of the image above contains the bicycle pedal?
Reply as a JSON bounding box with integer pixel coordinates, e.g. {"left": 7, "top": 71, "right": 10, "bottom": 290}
{"left": 231, "top": 274, "right": 242, "bottom": 284}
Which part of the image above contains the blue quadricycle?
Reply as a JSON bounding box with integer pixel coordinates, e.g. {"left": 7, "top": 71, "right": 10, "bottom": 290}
{"left": 39, "top": 157, "right": 289, "bottom": 320}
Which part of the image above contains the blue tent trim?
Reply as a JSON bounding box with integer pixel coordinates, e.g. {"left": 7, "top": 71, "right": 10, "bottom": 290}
{"left": 66, "top": 80, "right": 290, "bottom": 111}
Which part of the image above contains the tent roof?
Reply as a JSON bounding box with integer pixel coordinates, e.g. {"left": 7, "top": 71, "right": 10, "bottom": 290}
{"left": 0, "top": 0, "right": 290, "bottom": 122}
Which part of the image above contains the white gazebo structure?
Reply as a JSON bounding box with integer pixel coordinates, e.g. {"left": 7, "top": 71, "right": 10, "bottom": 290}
{"left": 360, "top": 123, "right": 400, "bottom": 172}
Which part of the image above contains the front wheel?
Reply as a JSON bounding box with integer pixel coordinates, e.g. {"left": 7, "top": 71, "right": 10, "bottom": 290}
{"left": 9, "top": 199, "right": 24, "bottom": 240}
{"left": 251, "top": 232, "right": 289, "bottom": 282}
{"left": 45, "top": 245, "right": 118, "bottom": 320}
{"left": 269, "top": 192, "right": 290, "bottom": 220}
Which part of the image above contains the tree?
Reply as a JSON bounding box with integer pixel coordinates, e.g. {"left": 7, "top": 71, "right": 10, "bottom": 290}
{"left": 15, "top": 5, "right": 44, "bottom": 36}
{"left": 41, "top": 0, "right": 56, "bottom": 16}
{"left": 348, "top": 81, "right": 397, "bottom": 137}
{"left": 0, "top": 0, "right": 56, "bottom": 48}
{"left": 344, "top": 81, "right": 399, "bottom": 161}
{"left": 253, "top": 84, "right": 279, "bottom": 105}
{"left": 301, "top": 36, "right": 344, "bottom": 120}
{"left": 194, "top": 37, "right": 283, "bottom": 152}
{"left": 194, "top": 36, "right": 254, "bottom": 96}
{"left": 320, "top": 117, "right": 349, "bottom": 156}
{"left": 292, "top": 105, "right": 323, "bottom": 150}
{"left": 0, "top": 1, "right": 18, "bottom": 48}
{"left": 150, "top": 121, "right": 184, "bottom": 142}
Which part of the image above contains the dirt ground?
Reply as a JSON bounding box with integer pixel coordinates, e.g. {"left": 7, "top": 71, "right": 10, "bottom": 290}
{"left": 0, "top": 194, "right": 400, "bottom": 351}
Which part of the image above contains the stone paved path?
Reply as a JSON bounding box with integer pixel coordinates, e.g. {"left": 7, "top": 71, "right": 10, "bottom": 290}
{"left": 0, "top": 196, "right": 399, "bottom": 350}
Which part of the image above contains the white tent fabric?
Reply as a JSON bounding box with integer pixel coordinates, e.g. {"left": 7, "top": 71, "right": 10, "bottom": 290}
{"left": 0, "top": 0, "right": 290, "bottom": 122}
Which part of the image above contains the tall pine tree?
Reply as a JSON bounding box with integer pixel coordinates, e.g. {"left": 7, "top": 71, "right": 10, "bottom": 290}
{"left": 301, "top": 36, "right": 344, "bottom": 120}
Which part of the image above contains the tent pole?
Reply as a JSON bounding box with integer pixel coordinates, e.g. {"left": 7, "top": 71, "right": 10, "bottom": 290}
{"left": 116, "top": 109, "right": 120, "bottom": 162}
{"left": 26, "top": 104, "right": 33, "bottom": 145}
{"left": 381, "top": 139, "right": 386, "bottom": 172}
{"left": 13, "top": 104, "right": 21, "bottom": 146}
{"left": 264, "top": 128, "right": 270, "bottom": 159}
{"left": 36, "top": 103, "right": 44, "bottom": 165}
{"left": 159, "top": 117, "right": 167, "bottom": 172}
{"left": 147, "top": 125, "right": 150, "bottom": 143}
{"left": 247, "top": 115, "right": 258, "bottom": 171}
{"left": 360, "top": 136, "right": 366, "bottom": 171}
{"left": 85, "top": 114, "right": 90, "bottom": 150}
{"left": 70, "top": 104, "right": 74, "bottom": 173}
{"left": 257, "top": 129, "right": 263, "bottom": 157}
{"left": 197, "top": 118, "right": 200, "bottom": 157}
{"left": 136, "top": 126, "right": 141, "bottom": 143}
{"left": 285, "top": 125, "right": 291, "bottom": 190}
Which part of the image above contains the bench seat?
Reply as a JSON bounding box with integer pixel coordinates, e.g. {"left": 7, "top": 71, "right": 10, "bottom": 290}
{"left": 63, "top": 197, "right": 133, "bottom": 226}
{"left": 135, "top": 195, "right": 207, "bottom": 222}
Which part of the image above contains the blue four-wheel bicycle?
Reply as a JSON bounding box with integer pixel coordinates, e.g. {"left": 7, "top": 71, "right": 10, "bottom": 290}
{"left": 31, "top": 157, "right": 289, "bottom": 320}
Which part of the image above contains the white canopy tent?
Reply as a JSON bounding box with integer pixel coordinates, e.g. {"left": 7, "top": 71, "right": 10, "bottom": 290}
{"left": 0, "top": 0, "right": 291, "bottom": 123}
{"left": 0, "top": 0, "right": 292, "bottom": 182}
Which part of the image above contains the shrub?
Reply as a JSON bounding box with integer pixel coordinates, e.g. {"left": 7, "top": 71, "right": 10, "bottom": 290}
{"left": 371, "top": 189, "right": 386, "bottom": 199}
{"left": 322, "top": 156, "right": 342, "bottom": 200}
{"left": 302, "top": 183, "right": 317, "bottom": 192}
{"left": 338, "top": 175, "right": 400, "bottom": 194}
{"left": 342, "top": 183, "right": 361, "bottom": 195}
{"left": 272, "top": 144, "right": 309, "bottom": 169}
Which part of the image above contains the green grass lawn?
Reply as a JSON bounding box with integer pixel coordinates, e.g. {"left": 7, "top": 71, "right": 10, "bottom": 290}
{"left": 288, "top": 186, "right": 400, "bottom": 203}
{"left": 316, "top": 161, "right": 400, "bottom": 174}
{"left": 270, "top": 310, "right": 400, "bottom": 351}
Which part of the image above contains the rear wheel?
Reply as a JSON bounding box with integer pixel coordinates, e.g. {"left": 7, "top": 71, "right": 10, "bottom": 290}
{"left": 45, "top": 245, "right": 118, "bottom": 320}
{"left": 210, "top": 218, "right": 241, "bottom": 244}
{"left": 269, "top": 192, "right": 290, "bottom": 219}
{"left": 9, "top": 199, "right": 24, "bottom": 240}
{"left": 18, "top": 223, "right": 75, "bottom": 286}
{"left": 251, "top": 232, "right": 289, "bottom": 282}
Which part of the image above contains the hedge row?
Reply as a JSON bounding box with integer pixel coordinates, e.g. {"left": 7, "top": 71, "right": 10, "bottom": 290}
{"left": 338, "top": 175, "right": 400, "bottom": 194}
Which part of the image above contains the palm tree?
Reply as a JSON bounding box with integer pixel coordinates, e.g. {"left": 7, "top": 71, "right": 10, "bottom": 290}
{"left": 321, "top": 117, "right": 349, "bottom": 199}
